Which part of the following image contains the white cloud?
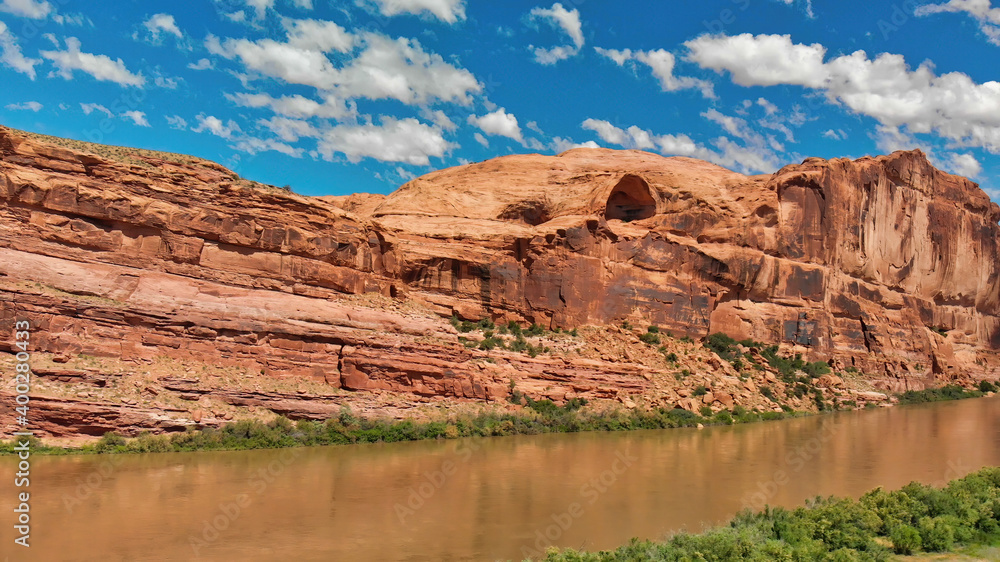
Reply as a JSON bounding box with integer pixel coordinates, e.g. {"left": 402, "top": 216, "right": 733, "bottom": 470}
{"left": 317, "top": 117, "right": 455, "bottom": 165}
{"left": 282, "top": 17, "right": 355, "bottom": 52}
{"left": 757, "top": 97, "right": 779, "bottom": 115}
{"left": 80, "top": 102, "right": 113, "bottom": 117}
{"left": 421, "top": 108, "right": 457, "bottom": 131}
{"left": 192, "top": 114, "right": 242, "bottom": 139}
{"left": 143, "top": 13, "right": 183, "bottom": 41}
{"left": 685, "top": 32, "right": 1000, "bottom": 155}
{"left": 121, "top": 110, "right": 150, "bottom": 127}
{"left": 528, "top": 2, "right": 583, "bottom": 64}
{"left": 234, "top": 136, "right": 304, "bottom": 158}
{"left": 333, "top": 33, "right": 481, "bottom": 105}
{"left": 473, "top": 132, "right": 489, "bottom": 147}
{"left": 580, "top": 117, "right": 780, "bottom": 174}
{"left": 226, "top": 91, "right": 355, "bottom": 120}
{"left": 209, "top": 24, "right": 480, "bottom": 105}
{"left": 165, "top": 115, "right": 187, "bottom": 129}
{"left": 188, "top": 58, "right": 214, "bottom": 70}
{"left": 467, "top": 108, "right": 524, "bottom": 143}
{"left": 596, "top": 46, "right": 714, "bottom": 98}
{"left": 0, "top": 0, "right": 51, "bottom": 19}
{"left": 776, "top": 0, "right": 815, "bottom": 18}
{"left": 41, "top": 37, "right": 145, "bottom": 87}
{"left": 0, "top": 21, "right": 40, "bottom": 78}
{"left": 526, "top": 120, "right": 544, "bottom": 135}
{"left": 258, "top": 116, "right": 317, "bottom": 142}
{"left": 594, "top": 47, "right": 632, "bottom": 66}
{"left": 364, "top": 0, "right": 466, "bottom": 23}
{"left": 530, "top": 3, "right": 583, "bottom": 48}
{"left": 916, "top": 0, "right": 1000, "bottom": 45}
{"left": 5, "top": 101, "right": 42, "bottom": 111}
{"left": 823, "top": 128, "right": 847, "bottom": 140}
{"left": 685, "top": 33, "right": 828, "bottom": 88}
{"left": 947, "top": 152, "right": 983, "bottom": 177}
{"left": 154, "top": 74, "right": 180, "bottom": 89}
{"left": 551, "top": 137, "right": 601, "bottom": 152}
{"left": 531, "top": 45, "right": 578, "bottom": 65}
{"left": 242, "top": 0, "right": 275, "bottom": 20}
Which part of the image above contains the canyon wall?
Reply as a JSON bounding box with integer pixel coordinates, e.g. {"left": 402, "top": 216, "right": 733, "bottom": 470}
{"left": 1, "top": 126, "right": 998, "bottom": 436}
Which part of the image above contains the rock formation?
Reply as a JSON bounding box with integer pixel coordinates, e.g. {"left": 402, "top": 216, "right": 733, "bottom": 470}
{"left": 0, "top": 125, "right": 997, "bottom": 438}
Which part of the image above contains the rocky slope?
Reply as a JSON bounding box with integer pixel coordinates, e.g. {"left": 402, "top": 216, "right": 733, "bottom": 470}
{"left": 0, "top": 125, "right": 997, "bottom": 440}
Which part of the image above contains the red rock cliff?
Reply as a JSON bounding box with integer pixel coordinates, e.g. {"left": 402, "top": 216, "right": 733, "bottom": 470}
{"left": 1, "top": 126, "right": 997, "bottom": 437}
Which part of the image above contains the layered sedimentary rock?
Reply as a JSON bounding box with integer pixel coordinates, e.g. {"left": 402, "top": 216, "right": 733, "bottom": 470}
{"left": 0, "top": 125, "right": 997, "bottom": 437}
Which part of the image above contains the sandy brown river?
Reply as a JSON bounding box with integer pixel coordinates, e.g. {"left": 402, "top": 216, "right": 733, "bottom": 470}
{"left": 2, "top": 395, "right": 999, "bottom": 561}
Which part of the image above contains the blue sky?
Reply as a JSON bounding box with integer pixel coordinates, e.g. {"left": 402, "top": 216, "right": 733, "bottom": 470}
{"left": 1, "top": 0, "right": 999, "bottom": 197}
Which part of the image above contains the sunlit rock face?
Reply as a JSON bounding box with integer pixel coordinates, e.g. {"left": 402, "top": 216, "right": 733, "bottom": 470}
{"left": 2, "top": 125, "right": 999, "bottom": 439}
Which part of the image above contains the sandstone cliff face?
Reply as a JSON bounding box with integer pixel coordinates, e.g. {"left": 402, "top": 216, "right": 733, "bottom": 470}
{"left": 0, "top": 126, "right": 996, "bottom": 437}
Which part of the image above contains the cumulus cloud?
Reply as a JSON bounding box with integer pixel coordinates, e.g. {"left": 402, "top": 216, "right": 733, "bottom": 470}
{"left": 192, "top": 114, "right": 242, "bottom": 139}
{"left": 121, "top": 110, "right": 150, "bottom": 127}
{"left": 143, "top": 13, "right": 183, "bottom": 41}
{"left": 364, "top": 0, "right": 466, "bottom": 23}
{"left": 467, "top": 108, "right": 524, "bottom": 144}
{"left": 530, "top": 3, "right": 583, "bottom": 47}
{"left": 227, "top": 91, "right": 355, "bottom": 120}
{"left": 258, "top": 116, "right": 318, "bottom": 142}
{"left": 188, "top": 58, "right": 213, "bottom": 70}
{"left": 5, "top": 101, "right": 42, "bottom": 111}
{"left": 686, "top": 33, "right": 828, "bottom": 88}
{"left": 208, "top": 21, "right": 481, "bottom": 105}
{"left": 528, "top": 2, "right": 583, "bottom": 64}
{"left": 685, "top": 32, "right": 1000, "bottom": 155}
{"left": 80, "top": 102, "right": 113, "bottom": 117}
{"left": 41, "top": 37, "right": 145, "bottom": 87}
{"left": 916, "top": 0, "right": 1000, "bottom": 45}
{"left": 0, "top": 0, "right": 51, "bottom": 19}
{"left": 823, "top": 128, "right": 847, "bottom": 140}
{"left": 581, "top": 117, "right": 780, "bottom": 174}
{"left": 0, "top": 21, "right": 40, "bottom": 79}
{"left": 551, "top": 137, "right": 601, "bottom": 152}
{"left": 948, "top": 152, "right": 983, "bottom": 177}
{"left": 317, "top": 117, "right": 455, "bottom": 165}
{"left": 595, "top": 46, "right": 714, "bottom": 98}
{"left": 165, "top": 115, "right": 187, "bottom": 129}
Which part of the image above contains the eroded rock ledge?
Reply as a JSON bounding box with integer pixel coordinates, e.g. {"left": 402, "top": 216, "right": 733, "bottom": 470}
{"left": 1, "top": 126, "right": 997, "bottom": 438}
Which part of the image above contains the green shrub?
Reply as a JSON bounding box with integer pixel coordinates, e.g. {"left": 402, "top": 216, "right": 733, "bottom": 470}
{"left": 918, "top": 516, "right": 955, "bottom": 551}
{"left": 526, "top": 323, "right": 544, "bottom": 336}
{"left": 693, "top": 385, "right": 708, "bottom": 396}
{"left": 647, "top": 325, "right": 659, "bottom": 333}
{"left": 638, "top": 332, "right": 660, "bottom": 345}
{"left": 978, "top": 380, "right": 998, "bottom": 393}
{"left": 665, "top": 352, "right": 679, "bottom": 363}
{"left": 897, "top": 385, "right": 981, "bottom": 405}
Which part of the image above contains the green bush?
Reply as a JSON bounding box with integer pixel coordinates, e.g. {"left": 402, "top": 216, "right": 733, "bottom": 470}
{"left": 638, "top": 332, "right": 660, "bottom": 345}
{"left": 897, "top": 385, "right": 982, "bottom": 405}
{"left": 693, "top": 385, "right": 708, "bottom": 396}
{"left": 978, "top": 380, "right": 998, "bottom": 393}
{"left": 918, "top": 516, "right": 955, "bottom": 551}
{"left": 539, "top": 467, "right": 1000, "bottom": 562}
{"left": 889, "top": 524, "right": 921, "bottom": 554}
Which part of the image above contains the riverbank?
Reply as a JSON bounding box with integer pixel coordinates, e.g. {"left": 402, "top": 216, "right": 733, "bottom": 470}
{"left": 1, "top": 399, "right": 803, "bottom": 455}
{"left": 534, "top": 466, "right": 1000, "bottom": 561}
{"left": 1, "top": 385, "right": 991, "bottom": 455}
